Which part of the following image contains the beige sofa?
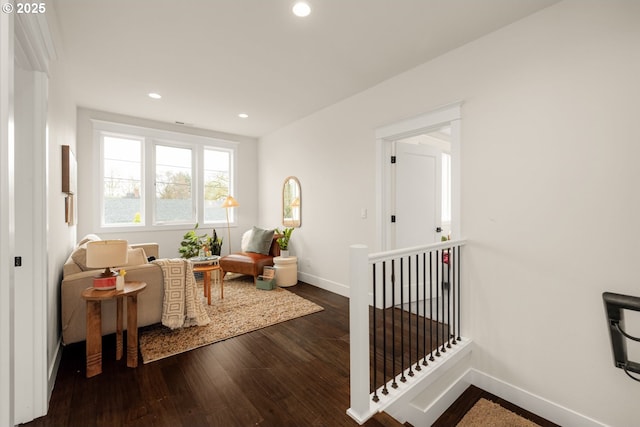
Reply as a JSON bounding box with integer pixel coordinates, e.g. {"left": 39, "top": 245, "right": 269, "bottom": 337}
{"left": 61, "top": 234, "right": 165, "bottom": 345}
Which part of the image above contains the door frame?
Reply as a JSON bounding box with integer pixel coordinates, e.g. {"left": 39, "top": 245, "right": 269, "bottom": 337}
{"left": 9, "top": 12, "right": 54, "bottom": 425}
{"left": 0, "top": 10, "right": 15, "bottom": 427}
{"left": 375, "top": 102, "right": 462, "bottom": 251}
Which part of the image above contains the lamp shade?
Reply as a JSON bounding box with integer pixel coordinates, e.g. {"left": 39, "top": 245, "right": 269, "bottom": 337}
{"left": 86, "top": 240, "right": 128, "bottom": 270}
{"left": 221, "top": 195, "right": 239, "bottom": 208}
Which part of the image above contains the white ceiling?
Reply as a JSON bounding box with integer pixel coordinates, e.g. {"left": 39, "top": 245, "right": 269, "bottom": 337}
{"left": 52, "top": 0, "right": 559, "bottom": 138}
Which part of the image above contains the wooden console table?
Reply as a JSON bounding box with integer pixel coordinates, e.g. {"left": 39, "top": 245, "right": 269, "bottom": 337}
{"left": 81, "top": 281, "right": 147, "bottom": 378}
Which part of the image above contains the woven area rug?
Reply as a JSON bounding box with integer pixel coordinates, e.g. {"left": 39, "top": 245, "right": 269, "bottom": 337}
{"left": 456, "top": 398, "right": 541, "bottom": 427}
{"left": 139, "top": 275, "right": 324, "bottom": 363}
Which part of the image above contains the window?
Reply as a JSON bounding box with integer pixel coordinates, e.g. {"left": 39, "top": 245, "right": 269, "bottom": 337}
{"left": 155, "top": 144, "right": 193, "bottom": 224}
{"left": 95, "top": 121, "right": 237, "bottom": 230}
{"left": 203, "top": 148, "right": 231, "bottom": 223}
{"left": 102, "top": 135, "right": 143, "bottom": 226}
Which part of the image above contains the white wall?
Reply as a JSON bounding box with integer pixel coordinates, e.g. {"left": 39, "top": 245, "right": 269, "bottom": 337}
{"left": 45, "top": 8, "right": 78, "bottom": 396}
{"left": 75, "top": 108, "right": 259, "bottom": 259}
{"left": 258, "top": 1, "right": 640, "bottom": 425}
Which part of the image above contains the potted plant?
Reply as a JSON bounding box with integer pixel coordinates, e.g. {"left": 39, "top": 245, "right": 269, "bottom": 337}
{"left": 179, "top": 223, "right": 223, "bottom": 258}
{"left": 275, "top": 227, "right": 294, "bottom": 257}
{"left": 207, "top": 228, "right": 223, "bottom": 256}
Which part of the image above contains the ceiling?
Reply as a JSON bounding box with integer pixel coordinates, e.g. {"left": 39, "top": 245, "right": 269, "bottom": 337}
{"left": 52, "top": 0, "right": 559, "bottom": 138}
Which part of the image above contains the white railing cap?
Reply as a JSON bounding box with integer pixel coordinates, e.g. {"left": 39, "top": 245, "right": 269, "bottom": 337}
{"left": 367, "top": 238, "right": 467, "bottom": 264}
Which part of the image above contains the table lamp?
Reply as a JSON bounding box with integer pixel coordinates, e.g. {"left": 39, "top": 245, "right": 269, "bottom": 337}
{"left": 86, "top": 240, "right": 128, "bottom": 290}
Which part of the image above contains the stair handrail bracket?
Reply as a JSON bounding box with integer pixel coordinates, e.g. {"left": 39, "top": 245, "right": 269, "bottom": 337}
{"left": 347, "top": 239, "right": 469, "bottom": 425}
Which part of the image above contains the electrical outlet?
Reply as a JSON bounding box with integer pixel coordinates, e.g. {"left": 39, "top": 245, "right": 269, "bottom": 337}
{"left": 15, "top": 256, "right": 22, "bottom": 267}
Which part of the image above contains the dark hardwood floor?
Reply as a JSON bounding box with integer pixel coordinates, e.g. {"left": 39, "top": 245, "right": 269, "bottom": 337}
{"left": 22, "top": 282, "right": 400, "bottom": 427}
{"left": 20, "top": 282, "right": 554, "bottom": 427}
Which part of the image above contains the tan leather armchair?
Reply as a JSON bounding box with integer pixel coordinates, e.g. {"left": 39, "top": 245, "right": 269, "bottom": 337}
{"left": 219, "top": 234, "right": 281, "bottom": 283}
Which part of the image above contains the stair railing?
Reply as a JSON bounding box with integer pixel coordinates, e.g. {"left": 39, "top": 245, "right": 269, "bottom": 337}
{"left": 347, "top": 239, "right": 467, "bottom": 424}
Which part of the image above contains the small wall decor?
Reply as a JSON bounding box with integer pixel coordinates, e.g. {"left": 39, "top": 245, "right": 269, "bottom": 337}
{"left": 62, "top": 145, "right": 77, "bottom": 225}
{"left": 64, "top": 194, "right": 74, "bottom": 225}
{"left": 61, "top": 145, "right": 76, "bottom": 194}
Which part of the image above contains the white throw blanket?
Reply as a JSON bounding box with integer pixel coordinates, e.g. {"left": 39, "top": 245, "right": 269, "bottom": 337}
{"left": 152, "top": 258, "right": 210, "bottom": 329}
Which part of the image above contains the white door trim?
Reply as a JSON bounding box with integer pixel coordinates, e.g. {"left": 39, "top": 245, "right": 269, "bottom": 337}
{"left": 375, "top": 102, "right": 462, "bottom": 251}
{"left": 12, "top": 11, "right": 55, "bottom": 424}
{"left": 0, "top": 10, "right": 15, "bottom": 427}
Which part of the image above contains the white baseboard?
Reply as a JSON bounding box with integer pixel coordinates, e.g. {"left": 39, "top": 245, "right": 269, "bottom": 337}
{"left": 48, "top": 339, "right": 62, "bottom": 399}
{"left": 298, "top": 271, "right": 349, "bottom": 297}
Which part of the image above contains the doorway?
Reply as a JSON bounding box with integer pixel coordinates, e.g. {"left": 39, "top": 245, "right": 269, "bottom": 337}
{"left": 393, "top": 128, "right": 451, "bottom": 249}
{"left": 375, "top": 103, "right": 461, "bottom": 251}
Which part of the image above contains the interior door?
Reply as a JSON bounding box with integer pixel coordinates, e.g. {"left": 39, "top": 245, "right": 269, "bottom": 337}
{"left": 394, "top": 141, "right": 442, "bottom": 248}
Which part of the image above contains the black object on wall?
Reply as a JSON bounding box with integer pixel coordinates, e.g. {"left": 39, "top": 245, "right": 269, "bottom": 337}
{"left": 603, "top": 292, "right": 640, "bottom": 382}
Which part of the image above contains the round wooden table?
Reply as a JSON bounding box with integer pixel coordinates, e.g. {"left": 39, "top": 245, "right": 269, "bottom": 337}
{"left": 81, "top": 281, "right": 146, "bottom": 378}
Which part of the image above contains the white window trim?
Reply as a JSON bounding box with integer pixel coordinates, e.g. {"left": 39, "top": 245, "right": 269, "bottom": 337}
{"left": 92, "top": 120, "right": 238, "bottom": 233}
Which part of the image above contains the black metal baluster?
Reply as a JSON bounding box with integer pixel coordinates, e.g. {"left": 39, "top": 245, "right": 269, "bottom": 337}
{"left": 435, "top": 249, "right": 441, "bottom": 357}
{"left": 446, "top": 247, "right": 451, "bottom": 349}
{"left": 415, "top": 254, "right": 421, "bottom": 371}
{"left": 391, "top": 259, "right": 398, "bottom": 389}
{"left": 457, "top": 246, "right": 462, "bottom": 341}
{"left": 382, "top": 261, "right": 388, "bottom": 395}
{"left": 429, "top": 251, "right": 435, "bottom": 362}
{"left": 400, "top": 258, "right": 407, "bottom": 382}
{"left": 372, "top": 263, "right": 379, "bottom": 402}
{"left": 441, "top": 249, "right": 447, "bottom": 354}
{"left": 407, "top": 256, "right": 413, "bottom": 377}
{"left": 423, "top": 252, "right": 428, "bottom": 366}
{"left": 451, "top": 246, "right": 457, "bottom": 345}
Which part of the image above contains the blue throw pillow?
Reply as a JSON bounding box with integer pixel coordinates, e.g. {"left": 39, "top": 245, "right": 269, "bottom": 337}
{"left": 245, "top": 226, "right": 275, "bottom": 255}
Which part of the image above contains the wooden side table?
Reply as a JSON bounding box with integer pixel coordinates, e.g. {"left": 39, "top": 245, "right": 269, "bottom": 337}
{"left": 81, "top": 281, "right": 147, "bottom": 378}
{"left": 193, "top": 263, "right": 222, "bottom": 304}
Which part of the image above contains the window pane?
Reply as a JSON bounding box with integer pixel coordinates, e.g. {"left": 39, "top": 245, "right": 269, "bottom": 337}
{"left": 155, "top": 145, "right": 193, "bottom": 223}
{"left": 204, "top": 149, "right": 231, "bottom": 223}
{"left": 102, "top": 136, "right": 142, "bottom": 225}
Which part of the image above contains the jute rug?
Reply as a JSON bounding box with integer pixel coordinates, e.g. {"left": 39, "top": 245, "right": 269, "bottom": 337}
{"left": 456, "top": 398, "right": 541, "bottom": 427}
{"left": 139, "top": 275, "right": 324, "bottom": 363}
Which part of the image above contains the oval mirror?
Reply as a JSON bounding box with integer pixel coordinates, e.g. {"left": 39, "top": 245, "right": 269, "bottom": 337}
{"left": 282, "top": 176, "right": 301, "bottom": 227}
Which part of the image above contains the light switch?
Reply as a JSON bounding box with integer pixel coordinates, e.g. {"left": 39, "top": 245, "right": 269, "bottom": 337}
{"left": 361, "top": 208, "right": 367, "bottom": 219}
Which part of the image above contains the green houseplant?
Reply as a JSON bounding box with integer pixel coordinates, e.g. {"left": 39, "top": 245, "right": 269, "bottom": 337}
{"left": 179, "top": 223, "right": 223, "bottom": 258}
{"left": 207, "top": 228, "right": 223, "bottom": 256}
{"left": 275, "top": 227, "right": 294, "bottom": 254}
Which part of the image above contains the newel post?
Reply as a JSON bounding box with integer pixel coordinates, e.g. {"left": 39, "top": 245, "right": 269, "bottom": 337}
{"left": 347, "top": 244, "right": 371, "bottom": 424}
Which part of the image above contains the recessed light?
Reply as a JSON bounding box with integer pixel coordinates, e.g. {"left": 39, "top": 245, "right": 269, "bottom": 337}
{"left": 238, "top": 113, "right": 249, "bottom": 119}
{"left": 292, "top": 1, "right": 311, "bottom": 17}
{"left": 148, "top": 92, "right": 162, "bottom": 99}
